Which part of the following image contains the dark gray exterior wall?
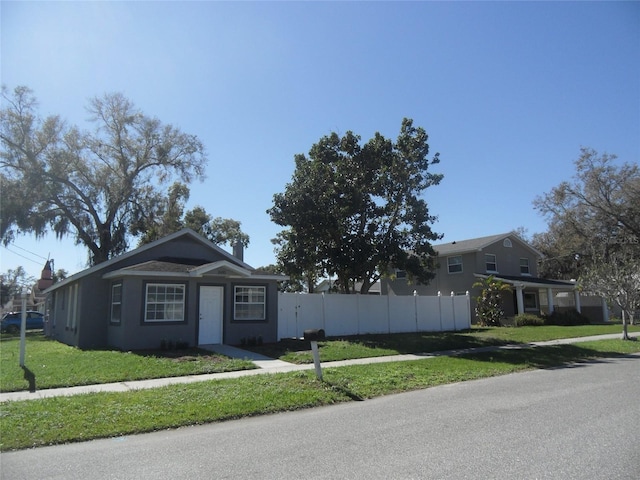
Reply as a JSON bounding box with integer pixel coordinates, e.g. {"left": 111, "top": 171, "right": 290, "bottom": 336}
{"left": 46, "top": 231, "right": 282, "bottom": 350}
{"left": 224, "top": 281, "right": 278, "bottom": 346}
{"left": 106, "top": 276, "right": 280, "bottom": 351}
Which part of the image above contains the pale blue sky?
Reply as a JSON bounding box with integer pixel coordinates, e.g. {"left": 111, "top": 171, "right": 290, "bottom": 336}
{"left": 2, "top": 1, "right": 639, "bottom": 281}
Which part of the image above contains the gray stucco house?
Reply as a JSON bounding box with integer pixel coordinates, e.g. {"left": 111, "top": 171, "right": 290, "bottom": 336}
{"left": 381, "top": 232, "right": 605, "bottom": 321}
{"left": 44, "top": 229, "right": 286, "bottom": 350}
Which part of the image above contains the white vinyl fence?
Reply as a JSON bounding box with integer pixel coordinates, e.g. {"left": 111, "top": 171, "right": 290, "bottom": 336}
{"left": 278, "top": 292, "right": 471, "bottom": 340}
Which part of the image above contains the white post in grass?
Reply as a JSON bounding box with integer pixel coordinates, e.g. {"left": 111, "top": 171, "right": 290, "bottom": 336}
{"left": 310, "top": 341, "right": 323, "bottom": 381}
{"left": 19, "top": 287, "right": 28, "bottom": 367}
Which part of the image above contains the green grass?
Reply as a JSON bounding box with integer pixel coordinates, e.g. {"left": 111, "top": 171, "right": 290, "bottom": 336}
{"left": 0, "top": 332, "right": 256, "bottom": 393}
{"left": 1, "top": 339, "right": 638, "bottom": 451}
{"left": 246, "top": 324, "right": 640, "bottom": 363}
{"left": 2, "top": 325, "right": 637, "bottom": 392}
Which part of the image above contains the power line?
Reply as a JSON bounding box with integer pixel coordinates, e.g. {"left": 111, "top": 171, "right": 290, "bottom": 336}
{"left": 1, "top": 245, "right": 47, "bottom": 267}
{"left": 6, "top": 242, "right": 49, "bottom": 261}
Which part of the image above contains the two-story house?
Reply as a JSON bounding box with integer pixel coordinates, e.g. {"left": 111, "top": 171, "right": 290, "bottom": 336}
{"left": 382, "top": 232, "right": 584, "bottom": 321}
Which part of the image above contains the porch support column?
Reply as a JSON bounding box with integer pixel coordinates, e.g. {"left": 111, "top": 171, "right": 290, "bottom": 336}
{"left": 574, "top": 290, "right": 582, "bottom": 313}
{"left": 601, "top": 297, "right": 609, "bottom": 322}
{"left": 546, "top": 288, "right": 554, "bottom": 315}
{"left": 515, "top": 285, "right": 524, "bottom": 315}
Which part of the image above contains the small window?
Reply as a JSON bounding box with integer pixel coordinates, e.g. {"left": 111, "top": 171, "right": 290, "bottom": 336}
{"left": 234, "top": 286, "right": 266, "bottom": 320}
{"left": 485, "top": 254, "right": 497, "bottom": 272}
{"left": 520, "top": 258, "right": 530, "bottom": 275}
{"left": 447, "top": 256, "right": 463, "bottom": 274}
{"left": 395, "top": 270, "right": 407, "bottom": 279}
{"left": 111, "top": 283, "right": 122, "bottom": 324}
{"left": 503, "top": 238, "right": 512, "bottom": 248}
{"left": 145, "top": 283, "right": 185, "bottom": 322}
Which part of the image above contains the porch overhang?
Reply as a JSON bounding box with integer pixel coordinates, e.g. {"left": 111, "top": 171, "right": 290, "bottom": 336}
{"left": 473, "top": 274, "right": 580, "bottom": 316}
{"left": 473, "top": 274, "right": 577, "bottom": 291}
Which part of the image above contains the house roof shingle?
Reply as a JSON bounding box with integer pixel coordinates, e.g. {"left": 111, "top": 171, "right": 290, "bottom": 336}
{"left": 433, "top": 232, "right": 542, "bottom": 257}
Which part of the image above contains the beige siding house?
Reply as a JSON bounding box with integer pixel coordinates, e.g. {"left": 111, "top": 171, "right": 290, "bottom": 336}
{"left": 381, "top": 232, "right": 600, "bottom": 322}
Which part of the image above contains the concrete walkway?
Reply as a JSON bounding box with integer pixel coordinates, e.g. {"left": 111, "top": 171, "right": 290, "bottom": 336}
{"left": 1, "top": 332, "right": 637, "bottom": 403}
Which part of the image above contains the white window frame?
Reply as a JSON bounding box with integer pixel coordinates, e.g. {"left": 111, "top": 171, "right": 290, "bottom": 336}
{"left": 520, "top": 258, "right": 531, "bottom": 275}
{"left": 447, "top": 256, "right": 463, "bottom": 274}
{"left": 111, "top": 283, "right": 122, "bottom": 324}
{"left": 234, "top": 286, "right": 266, "bottom": 321}
{"left": 485, "top": 253, "right": 498, "bottom": 272}
{"left": 503, "top": 238, "right": 512, "bottom": 248}
{"left": 144, "top": 283, "right": 186, "bottom": 323}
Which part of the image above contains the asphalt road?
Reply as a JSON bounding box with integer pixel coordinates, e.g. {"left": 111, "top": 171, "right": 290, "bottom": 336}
{"left": 2, "top": 355, "right": 639, "bottom": 480}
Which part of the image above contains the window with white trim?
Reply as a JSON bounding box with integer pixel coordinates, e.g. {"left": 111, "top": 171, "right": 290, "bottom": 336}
{"left": 234, "top": 286, "right": 266, "bottom": 320}
{"left": 447, "top": 256, "right": 463, "bottom": 274}
{"left": 520, "top": 258, "right": 530, "bottom": 275}
{"left": 485, "top": 254, "right": 497, "bottom": 272}
{"left": 503, "top": 238, "right": 512, "bottom": 248}
{"left": 145, "top": 284, "right": 185, "bottom": 322}
{"left": 111, "top": 283, "right": 122, "bottom": 324}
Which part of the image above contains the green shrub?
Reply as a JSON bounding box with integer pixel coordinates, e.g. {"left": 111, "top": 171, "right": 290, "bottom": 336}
{"left": 544, "top": 309, "right": 591, "bottom": 326}
{"left": 513, "top": 313, "right": 545, "bottom": 327}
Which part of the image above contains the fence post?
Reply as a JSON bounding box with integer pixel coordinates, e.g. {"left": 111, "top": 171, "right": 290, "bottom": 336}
{"left": 357, "top": 293, "right": 361, "bottom": 335}
{"left": 386, "top": 293, "right": 391, "bottom": 334}
{"left": 413, "top": 290, "right": 418, "bottom": 333}
{"left": 321, "top": 292, "right": 326, "bottom": 333}
{"left": 451, "top": 291, "right": 457, "bottom": 331}
{"left": 466, "top": 291, "right": 471, "bottom": 328}
{"left": 437, "top": 291, "right": 443, "bottom": 332}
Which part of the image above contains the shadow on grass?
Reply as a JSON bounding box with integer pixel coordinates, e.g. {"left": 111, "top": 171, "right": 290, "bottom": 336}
{"left": 458, "top": 344, "right": 637, "bottom": 370}
{"left": 246, "top": 332, "right": 518, "bottom": 360}
{"left": 0, "top": 331, "right": 47, "bottom": 343}
{"left": 324, "top": 380, "right": 365, "bottom": 401}
{"left": 21, "top": 366, "right": 36, "bottom": 392}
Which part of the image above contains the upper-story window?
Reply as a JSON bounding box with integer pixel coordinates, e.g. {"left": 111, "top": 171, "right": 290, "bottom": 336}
{"left": 395, "top": 269, "right": 407, "bottom": 279}
{"left": 503, "top": 238, "right": 512, "bottom": 248}
{"left": 485, "top": 254, "right": 497, "bottom": 272}
{"left": 520, "top": 258, "right": 531, "bottom": 275}
{"left": 447, "top": 256, "right": 463, "bottom": 274}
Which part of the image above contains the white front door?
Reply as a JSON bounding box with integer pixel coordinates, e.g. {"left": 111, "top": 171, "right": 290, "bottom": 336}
{"left": 198, "top": 286, "right": 223, "bottom": 345}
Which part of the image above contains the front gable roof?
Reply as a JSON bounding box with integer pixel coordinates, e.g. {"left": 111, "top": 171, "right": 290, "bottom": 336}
{"left": 103, "top": 259, "right": 257, "bottom": 279}
{"left": 434, "top": 232, "right": 542, "bottom": 258}
{"left": 45, "top": 228, "right": 279, "bottom": 292}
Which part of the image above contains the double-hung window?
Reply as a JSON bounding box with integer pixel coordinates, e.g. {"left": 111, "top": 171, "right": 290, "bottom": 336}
{"left": 145, "top": 284, "right": 185, "bottom": 322}
{"left": 111, "top": 283, "right": 122, "bottom": 324}
{"left": 447, "top": 256, "right": 463, "bottom": 274}
{"left": 234, "top": 286, "right": 266, "bottom": 320}
{"left": 520, "top": 258, "right": 530, "bottom": 275}
{"left": 485, "top": 254, "right": 497, "bottom": 272}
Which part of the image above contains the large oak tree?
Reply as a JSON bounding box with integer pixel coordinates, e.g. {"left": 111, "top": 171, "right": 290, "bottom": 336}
{"left": 135, "top": 182, "right": 249, "bottom": 249}
{"left": 1, "top": 86, "right": 207, "bottom": 265}
{"left": 268, "top": 118, "right": 443, "bottom": 294}
{"left": 534, "top": 147, "right": 640, "bottom": 338}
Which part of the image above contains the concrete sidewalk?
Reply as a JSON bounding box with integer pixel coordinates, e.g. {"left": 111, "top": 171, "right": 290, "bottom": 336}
{"left": 1, "top": 332, "right": 637, "bottom": 403}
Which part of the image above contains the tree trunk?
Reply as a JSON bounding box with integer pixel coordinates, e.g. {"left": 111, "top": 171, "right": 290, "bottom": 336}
{"left": 622, "top": 311, "right": 630, "bottom": 340}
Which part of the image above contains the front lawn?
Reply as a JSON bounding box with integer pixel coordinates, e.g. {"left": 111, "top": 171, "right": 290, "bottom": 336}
{"left": 245, "top": 324, "right": 639, "bottom": 363}
{"left": 0, "top": 333, "right": 255, "bottom": 393}
{"left": 1, "top": 324, "right": 636, "bottom": 392}
{"left": 2, "top": 338, "right": 639, "bottom": 451}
